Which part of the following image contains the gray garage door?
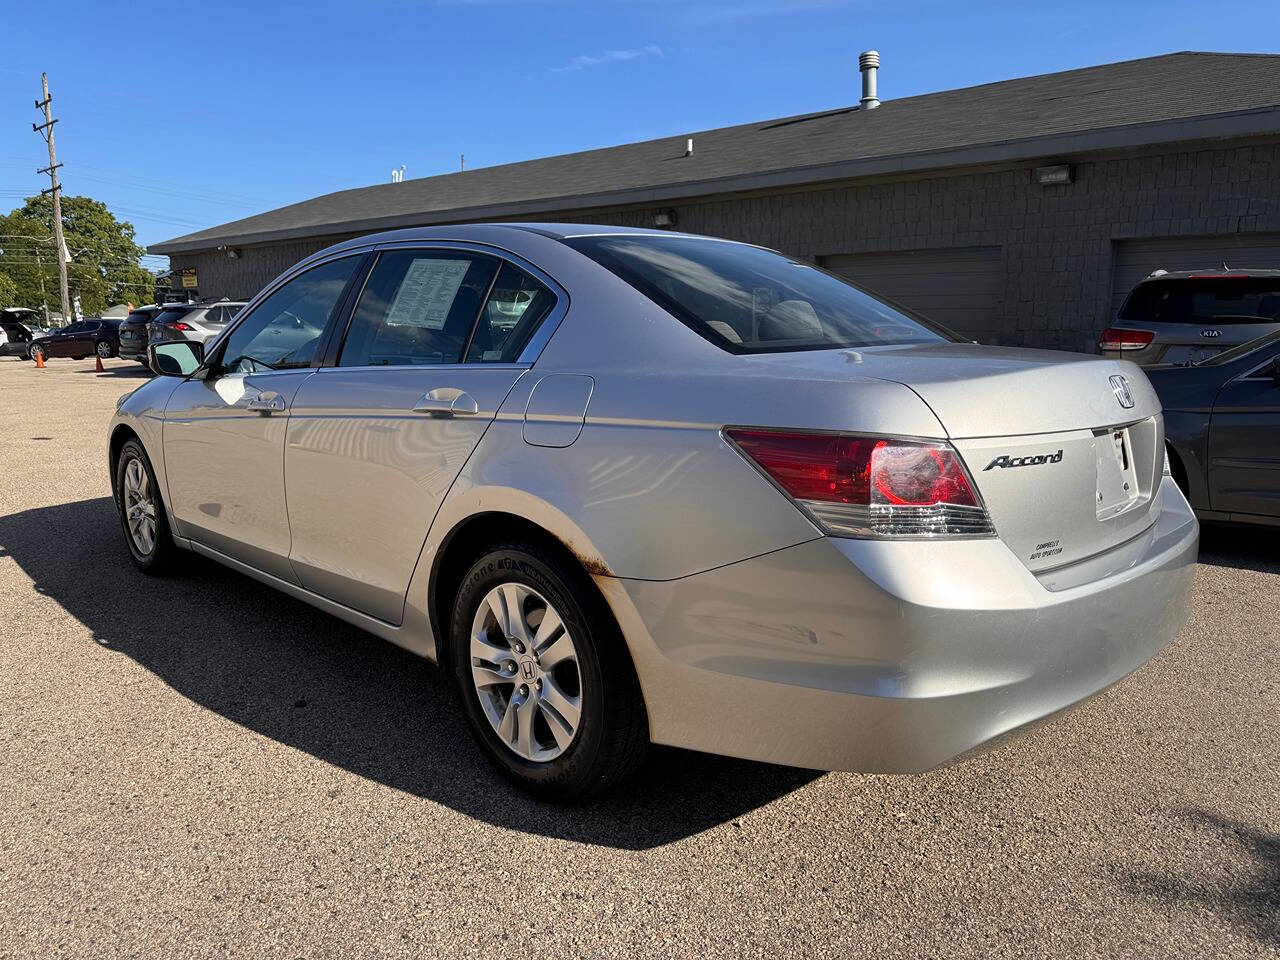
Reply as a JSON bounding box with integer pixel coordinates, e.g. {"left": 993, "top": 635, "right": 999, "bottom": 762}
{"left": 821, "top": 246, "right": 1004, "bottom": 343}
{"left": 1111, "top": 234, "right": 1280, "bottom": 316}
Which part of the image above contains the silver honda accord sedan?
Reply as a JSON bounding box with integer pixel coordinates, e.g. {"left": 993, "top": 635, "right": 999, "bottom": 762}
{"left": 109, "top": 224, "right": 1199, "bottom": 799}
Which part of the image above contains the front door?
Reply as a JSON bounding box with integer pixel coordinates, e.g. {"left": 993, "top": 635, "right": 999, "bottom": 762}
{"left": 47, "top": 322, "right": 84, "bottom": 357}
{"left": 162, "top": 255, "right": 366, "bottom": 581}
{"left": 1208, "top": 348, "right": 1280, "bottom": 518}
{"left": 285, "top": 249, "right": 560, "bottom": 623}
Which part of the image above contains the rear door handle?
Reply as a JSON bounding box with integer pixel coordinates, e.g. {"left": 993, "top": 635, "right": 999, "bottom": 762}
{"left": 413, "top": 387, "right": 479, "bottom": 417}
{"left": 246, "top": 393, "right": 286, "bottom": 413}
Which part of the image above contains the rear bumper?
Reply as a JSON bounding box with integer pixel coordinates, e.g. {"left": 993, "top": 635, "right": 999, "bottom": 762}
{"left": 118, "top": 336, "right": 148, "bottom": 360}
{"left": 605, "top": 480, "right": 1198, "bottom": 772}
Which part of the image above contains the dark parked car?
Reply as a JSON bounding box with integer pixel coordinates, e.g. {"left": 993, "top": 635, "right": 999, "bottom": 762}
{"left": 1100, "top": 268, "right": 1280, "bottom": 366}
{"left": 29, "top": 317, "right": 121, "bottom": 363}
{"left": 0, "top": 308, "right": 43, "bottom": 359}
{"left": 1147, "top": 329, "right": 1280, "bottom": 528}
{"left": 118, "top": 306, "right": 163, "bottom": 364}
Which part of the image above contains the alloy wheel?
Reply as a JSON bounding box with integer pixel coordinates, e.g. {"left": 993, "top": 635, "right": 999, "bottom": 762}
{"left": 96, "top": 340, "right": 112, "bottom": 358}
{"left": 121, "top": 456, "right": 157, "bottom": 556}
{"left": 30, "top": 345, "right": 43, "bottom": 363}
{"left": 469, "top": 582, "right": 582, "bottom": 762}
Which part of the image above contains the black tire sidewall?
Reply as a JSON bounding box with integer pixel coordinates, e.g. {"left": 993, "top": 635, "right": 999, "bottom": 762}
{"left": 30, "top": 345, "right": 43, "bottom": 363}
{"left": 450, "top": 546, "right": 610, "bottom": 796}
{"left": 115, "top": 439, "right": 171, "bottom": 573}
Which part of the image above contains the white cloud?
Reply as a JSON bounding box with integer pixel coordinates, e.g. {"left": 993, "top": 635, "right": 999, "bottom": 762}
{"left": 551, "top": 45, "right": 665, "bottom": 73}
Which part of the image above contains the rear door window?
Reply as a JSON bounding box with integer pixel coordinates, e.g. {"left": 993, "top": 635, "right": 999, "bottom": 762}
{"left": 1120, "top": 277, "right": 1280, "bottom": 324}
{"left": 338, "top": 250, "right": 500, "bottom": 366}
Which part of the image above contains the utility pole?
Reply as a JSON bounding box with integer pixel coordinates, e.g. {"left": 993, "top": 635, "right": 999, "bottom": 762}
{"left": 33, "top": 73, "right": 70, "bottom": 323}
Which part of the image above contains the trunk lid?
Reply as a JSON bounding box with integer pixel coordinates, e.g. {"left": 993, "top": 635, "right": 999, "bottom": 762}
{"left": 751, "top": 343, "right": 1165, "bottom": 573}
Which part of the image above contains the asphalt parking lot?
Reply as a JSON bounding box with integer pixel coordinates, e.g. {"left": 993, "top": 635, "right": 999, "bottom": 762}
{"left": 0, "top": 356, "right": 1276, "bottom": 959}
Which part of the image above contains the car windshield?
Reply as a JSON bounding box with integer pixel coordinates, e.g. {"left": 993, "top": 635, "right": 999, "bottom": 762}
{"left": 1120, "top": 276, "right": 1280, "bottom": 325}
{"left": 563, "top": 234, "right": 955, "bottom": 353}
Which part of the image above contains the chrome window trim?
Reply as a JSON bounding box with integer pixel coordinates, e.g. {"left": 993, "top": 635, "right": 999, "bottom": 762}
{"left": 203, "top": 240, "right": 569, "bottom": 369}
{"left": 360, "top": 239, "right": 569, "bottom": 366}
{"left": 1234, "top": 354, "right": 1280, "bottom": 382}
{"left": 316, "top": 362, "right": 530, "bottom": 375}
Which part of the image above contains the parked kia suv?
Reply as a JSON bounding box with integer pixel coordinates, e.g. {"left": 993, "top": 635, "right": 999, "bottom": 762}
{"left": 118, "top": 306, "right": 163, "bottom": 365}
{"left": 1099, "top": 268, "right": 1280, "bottom": 365}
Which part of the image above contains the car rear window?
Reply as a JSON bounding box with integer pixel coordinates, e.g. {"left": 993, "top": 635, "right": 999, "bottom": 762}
{"left": 153, "top": 308, "right": 193, "bottom": 325}
{"left": 1120, "top": 277, "right": 1280, "bottom": 325}
{"left": 563, "top": 234, "right": 954, "bottom": 353}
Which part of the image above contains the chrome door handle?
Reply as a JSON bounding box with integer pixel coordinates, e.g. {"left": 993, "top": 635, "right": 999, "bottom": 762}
{"left": 413, "top": 388, "right": 479, "bottom": 417}
{"left": 246, "top": 393, "right": 286, "bottom": 413}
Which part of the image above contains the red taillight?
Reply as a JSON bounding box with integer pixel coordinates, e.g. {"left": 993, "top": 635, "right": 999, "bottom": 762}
{"left": 1098, "top": 327, "right": 1154, "bottom": 351}
{"left": 166, "top": 321, "right": 194, "bottom": 332}
{"left": 725, "top": 428, "right": 992, "bottom": 538}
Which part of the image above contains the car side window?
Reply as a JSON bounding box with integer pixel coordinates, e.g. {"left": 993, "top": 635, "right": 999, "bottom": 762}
{"left": 338, "top": 250, "right": 499, "bottom": 367}
{"left": 62, "top": 322, "right": 84, "bottom": 334}
{"left": 466, "top": 263, "right": 558, "bottom": 363}
{"left": 219, "top": 256, "right": 362, "bottom": 373}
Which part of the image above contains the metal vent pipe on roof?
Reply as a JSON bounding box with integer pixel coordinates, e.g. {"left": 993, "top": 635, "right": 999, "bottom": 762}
{"left": 859, "top": 50, "right": 880, "bottom": 109}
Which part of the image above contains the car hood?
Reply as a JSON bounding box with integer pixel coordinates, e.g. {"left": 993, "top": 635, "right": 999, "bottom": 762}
{"left": 747, "top": 342, "right": 1161, "bottom": 438}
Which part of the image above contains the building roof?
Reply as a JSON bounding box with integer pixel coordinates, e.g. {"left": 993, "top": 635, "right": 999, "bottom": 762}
{"left": 152, "top": 52, "right": 1280, "bottom": 255}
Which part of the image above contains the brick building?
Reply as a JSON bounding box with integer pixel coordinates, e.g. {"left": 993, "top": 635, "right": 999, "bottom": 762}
{"left": 151, "top": 52, "right": 1280, "bottom": 352}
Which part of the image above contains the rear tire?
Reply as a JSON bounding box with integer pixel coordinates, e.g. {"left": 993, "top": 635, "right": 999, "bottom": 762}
{"left": 115, "top": 439, "right": 178, "bottom": 574}
{"left": 96, "top": 340, "right": 114, "bottom": 359}
{"left": 450, "top": 543, "right": 648, "bottom": 800}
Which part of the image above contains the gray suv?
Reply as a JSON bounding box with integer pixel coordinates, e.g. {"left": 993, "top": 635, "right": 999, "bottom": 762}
{"left": 1100, "top": 268, "right": 1280, "bottom": 365}
{"left": 148, "top": 300, "right": 245, "bottom": 351}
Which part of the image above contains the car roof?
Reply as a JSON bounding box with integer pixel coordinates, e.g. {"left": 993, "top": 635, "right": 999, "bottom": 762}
{"left": 316, "top": 222, "right": 753, "bottom": 257}
{"left": 1138, "top": 267, "right": 1280, "bottom": 283}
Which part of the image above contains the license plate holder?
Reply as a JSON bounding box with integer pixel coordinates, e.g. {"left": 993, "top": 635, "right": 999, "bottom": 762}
{"left": 1095, "top": 427, "right": 1139, "bottom": 520}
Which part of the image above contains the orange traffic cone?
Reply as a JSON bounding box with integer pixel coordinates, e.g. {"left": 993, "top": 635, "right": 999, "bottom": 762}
{"left": 95, "top": 355, "right": 105, "bottom": 372}
{"left": 34, "top": 351, "right": 45, "bottom": 369}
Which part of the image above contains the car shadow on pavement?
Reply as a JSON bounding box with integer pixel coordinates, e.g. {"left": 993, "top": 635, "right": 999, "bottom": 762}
{"left": 0, "top": 497, "right": 818, "bottom": 849}
{"left": 1111, "top": 809, "right": 1279, "bottom": 947}
{"left": 1197, "top": 524, "right": 1279, "bottom": 576}
{"left": 78, "top": 365, "right": 153, "bottom": 379}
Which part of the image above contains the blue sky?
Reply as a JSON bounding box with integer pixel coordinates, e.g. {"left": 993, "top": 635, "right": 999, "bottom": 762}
{"left": 2, "top": 0, "right": 1278, "bottom": 267}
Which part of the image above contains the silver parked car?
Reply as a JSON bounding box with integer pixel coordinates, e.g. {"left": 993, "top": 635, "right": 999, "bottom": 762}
{"left": 1100, "top": 268, "right": 1280, "bottom": 365}
{"left": 109, "top": 225, "right": 1198, "bottom": 799}
{"left": 147, "top": 300, "right": 246, "bottom": 350}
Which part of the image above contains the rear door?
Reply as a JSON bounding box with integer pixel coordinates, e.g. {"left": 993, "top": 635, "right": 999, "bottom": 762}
{"left": 284, "top": 247, "right": 561, "bottom": 623}
{"left": 1207, "top": 345, "right": 1280, "bottom": 519}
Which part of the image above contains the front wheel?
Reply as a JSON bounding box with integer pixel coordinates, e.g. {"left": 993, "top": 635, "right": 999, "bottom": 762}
{"left": 115, "top": 439, "right": 178, "bottom": 574}
{"left": 29, "top": 344, "right": 44, "bottom": 364}
{"left": 450, "top": 543, "right": 648, "bottom": 800}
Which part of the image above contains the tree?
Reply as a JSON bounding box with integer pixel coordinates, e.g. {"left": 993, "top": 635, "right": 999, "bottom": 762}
{"left": 0, "top": 271, "right": 16, "bottom": 309}
{"left": 0, "top": 195, "right": 158, "bottom": 315}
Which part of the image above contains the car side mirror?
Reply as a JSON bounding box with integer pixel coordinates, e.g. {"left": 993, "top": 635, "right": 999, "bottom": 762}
{"left": 149, "top": 340, "right": 204, "bottom": 377}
